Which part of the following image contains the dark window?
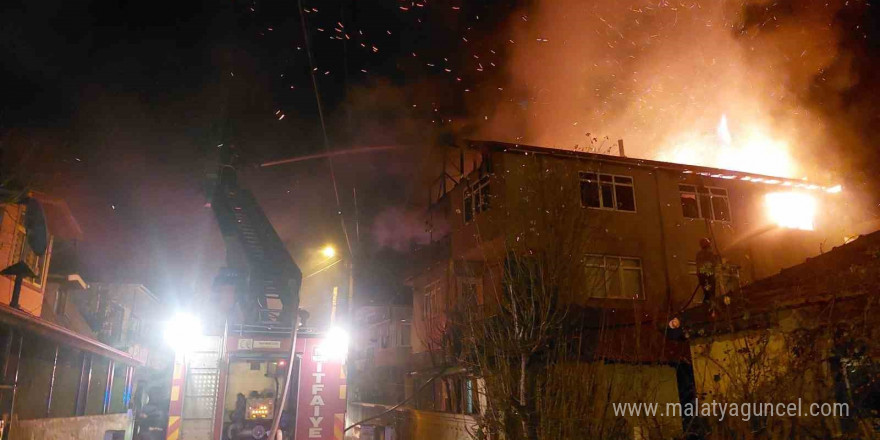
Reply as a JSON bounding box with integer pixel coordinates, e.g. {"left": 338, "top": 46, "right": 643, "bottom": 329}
{"left": 615, "top": 183, "right": 635, "bottom": 211}
{"left": 8, "top": 205, "right": 47, "bottom": 287}
{"left": 398, "top": 323, "right": 411, "bottom": 347}
{"left": 580, "top": 173, "right": 601, "bottom": 208}
{"left": 463, "top": 175, "right": 490, "bottom": 222}
{"left": 679, "top": 185, "right": 731, "bottom": 221}
{"left": 585, "top": 255, "right": 644, "bottom": 299}
{"left": 580, "top": 172, "right": 636, "bottom": 212}
{"left": 680, "top": 187, "right": 700, "bottom": 218}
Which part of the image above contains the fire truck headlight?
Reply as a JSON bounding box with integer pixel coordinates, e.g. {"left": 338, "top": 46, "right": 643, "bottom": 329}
{"left": 164, "top": 312, "right": 202, "bottom": 353}
{"left": 323, "top": 326, "right": 349, "bottom": 361}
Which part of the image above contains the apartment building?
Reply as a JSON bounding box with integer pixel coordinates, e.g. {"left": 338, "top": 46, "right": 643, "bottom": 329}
{"left": 0, "top": 193, "right": 145, "bottom": 439}
{"left": 402, "top": 140, "right": 854, "bottom": 439}
{"left": 346, "top": 304, "right": 412, "bottom": 440}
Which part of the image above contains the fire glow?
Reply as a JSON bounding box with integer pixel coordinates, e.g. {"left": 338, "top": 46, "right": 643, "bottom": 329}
{"left": 658, "top": 115, "right": 798, "bottom": 178}
{"left": 765, "top": 192, "right": 817, "bottom": 231}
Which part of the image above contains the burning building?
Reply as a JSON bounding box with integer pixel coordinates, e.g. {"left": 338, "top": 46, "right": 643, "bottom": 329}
{"left": 387, "top": 139, "right": 863, "bottom": 439}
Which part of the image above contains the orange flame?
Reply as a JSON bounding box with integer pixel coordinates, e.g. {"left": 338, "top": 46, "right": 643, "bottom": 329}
{"left": 657, "top": 115, "right": 798, "bottom": 178}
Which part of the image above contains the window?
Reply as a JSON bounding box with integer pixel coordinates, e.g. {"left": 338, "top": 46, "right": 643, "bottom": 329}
{"left": 580, "top": 173, "right": 635, "bottom": 212}
{"left": 457, "top": 278, "right": 480, "bottom": 313}
{"left": 54, "top": 288, "right": 68, "bottom": 316}
{"left": 398, "top": 323, "right": 411, "bottom": 347}
{"left": 379, "top": 325, "right": 390, "bottom": 348}
{"left": 679, "top": 185, "right": 731, "bottom": 221}
{"left": 432, "top": 375, "right": 481, "bottom": 415}
{"left": 463, "top": 175, "right": 490, "bottom": 222}
{"left": 687, "top": 262, "right": 741, "bottom": 298}
{"left": 423, "top": 282, "right": 440, "bottom": 322}
{"left": 463, "top": 377, "right": 480, "bottom": 415}
{"left": 8, "top": 205, "right": 47, "bottom": 287}
{"left": 584, "top": 255, "right": 644, "bottom": 299}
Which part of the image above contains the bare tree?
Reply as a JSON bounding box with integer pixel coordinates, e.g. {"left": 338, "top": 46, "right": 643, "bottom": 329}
{"left": 687, "top": 254, "right": 880, "bottom": 439}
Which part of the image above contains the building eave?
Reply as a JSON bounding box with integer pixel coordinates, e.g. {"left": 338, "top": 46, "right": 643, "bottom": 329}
{"left": 0, "top": 304, "right": 144, "bottom": 366}
{"left": 467, "top": 140, "right": 838, "bottom": 192}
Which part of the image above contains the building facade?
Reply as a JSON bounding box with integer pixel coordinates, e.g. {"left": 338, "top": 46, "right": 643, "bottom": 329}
{"left": 401, "top": 140, "right": 857, "bottom": 439}
{"left": 680, "top": 230, "right": 880, "bottom": 438}
{"left": 347, "top": 304, "right": 413, "bottom": 440}
{"left": 0, "top": 193, "right": 145, "bottom": 440}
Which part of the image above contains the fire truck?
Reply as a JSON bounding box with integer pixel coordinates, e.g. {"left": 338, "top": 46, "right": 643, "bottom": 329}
{"left": 161, "top": 147, "right": 347, "bottom": 440}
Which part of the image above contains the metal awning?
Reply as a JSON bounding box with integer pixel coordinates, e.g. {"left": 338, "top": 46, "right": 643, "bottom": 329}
{"left": 0, "top": 304, "right": 144, "bottom": 366}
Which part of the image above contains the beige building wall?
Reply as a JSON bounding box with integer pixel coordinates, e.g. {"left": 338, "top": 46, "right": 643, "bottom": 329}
{"left": 11, "top": 412, "right": 132, "bottom": 440}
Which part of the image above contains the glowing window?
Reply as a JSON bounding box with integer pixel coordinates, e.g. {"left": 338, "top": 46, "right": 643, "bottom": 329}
{"left": 679, "top": 185, "right": 731, "bottom": 221}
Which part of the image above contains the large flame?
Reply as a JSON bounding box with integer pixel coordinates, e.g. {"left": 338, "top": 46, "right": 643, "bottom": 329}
{"left": 765, "top": 192, "right": 817, "bottom": 231}
{"left": 657, "top": 115, "right": 798, "bottom": 178}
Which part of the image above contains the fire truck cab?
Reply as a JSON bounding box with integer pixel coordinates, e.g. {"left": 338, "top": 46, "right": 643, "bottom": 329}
{"left": 166, "top": 325, "right": 347, "bottom": 440}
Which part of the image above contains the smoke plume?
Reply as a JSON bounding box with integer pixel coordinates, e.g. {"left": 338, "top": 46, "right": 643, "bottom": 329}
{"left": 475, "top": 0, "right": 859, "bottom": 180}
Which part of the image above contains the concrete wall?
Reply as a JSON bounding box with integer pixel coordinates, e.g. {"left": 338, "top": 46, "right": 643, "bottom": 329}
{"left": 405, "top": 410, "right": 477, "bottom": 440}
{"left": 11, "top": 412, "right": 132, "bottom": 440}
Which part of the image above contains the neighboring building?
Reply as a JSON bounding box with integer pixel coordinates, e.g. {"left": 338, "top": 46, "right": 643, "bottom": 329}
{"left": 72, "top": 282, "right": 165, "bottom": 368}
{"left": 0, "top": 192, "right": 144, "bottom": 439}
{"left": 400, "top": 140, "right": 859, "bottom": 439}
{"left": 679, "top": 230, "right": 880, "bottom": 438}
{"left": 347, "top": 304, "right": 413, "bottom": 439}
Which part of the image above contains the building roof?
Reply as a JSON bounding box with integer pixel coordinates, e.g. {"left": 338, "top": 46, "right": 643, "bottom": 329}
{"left": 678, "top": 230, "right": 880, "bottom": 335}
{"left": 30, "top": 191, "right": 84, "bottom": 240}
{"left": 0, "top": 303, "right": 144, "bottom": 366}
{"left": 467, "top": 140, "right": 840, "bottom": 193}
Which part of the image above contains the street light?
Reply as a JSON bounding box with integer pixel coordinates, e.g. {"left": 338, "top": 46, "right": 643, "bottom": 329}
{"left": 321, "top": 245, "right": 336, "bottom": 259}
{"left": 163, "top": 312, "right": 203, "bottom": 353}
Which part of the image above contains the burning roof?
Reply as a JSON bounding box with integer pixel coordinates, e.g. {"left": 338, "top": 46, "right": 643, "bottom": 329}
{"left": 467, "top": 140, "right": 841, "bottom": 194}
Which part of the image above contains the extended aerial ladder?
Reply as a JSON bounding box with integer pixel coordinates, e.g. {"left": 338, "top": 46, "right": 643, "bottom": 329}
{"left": 209, "top": 146, "right": 302, "bottom": 324}
{"left": 165, "top": 146, "right": 308, "bottom": 440}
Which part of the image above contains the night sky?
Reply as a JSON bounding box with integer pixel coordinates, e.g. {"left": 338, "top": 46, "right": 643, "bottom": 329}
{"left": 2, "top": 0, "right": 879, "bottom": 306}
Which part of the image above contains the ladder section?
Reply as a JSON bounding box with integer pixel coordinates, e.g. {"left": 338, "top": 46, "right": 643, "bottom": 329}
{"left": 181, "top": 336, "right": 222, "bottom": 440}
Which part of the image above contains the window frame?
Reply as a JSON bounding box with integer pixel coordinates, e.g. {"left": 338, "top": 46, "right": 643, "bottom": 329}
{"left": 463, "top": 175, "right": 491, "bottom": 223}
{"left": 398, "top": 322, "right": 412, "bottom": 347}
{"left": 678, "top": 184, "right": 732, "bottom": 222}
{"left": 6, "top": 205, "right": 48, "bottom": 290}
{"left": 423, "top": 281, "right": 440, "bottom": 324}
{"left": 456, "top": 277, "right": 481, "bottom": 313}
{"left": 579, "top": 172, "right": 637, "bottom": 213}
{"left": 584, "top": 254, "right": 645, "bottom": 300}
{"left": 686, "top": 262, "right": 742, "bottom": 300}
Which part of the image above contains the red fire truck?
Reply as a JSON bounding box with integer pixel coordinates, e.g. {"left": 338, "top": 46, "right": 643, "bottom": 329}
{"left": 162, "top": 146, "right": 347, "bottom": 440}
{"left": 164, "top": 325, "right": 347, "bottom": 440}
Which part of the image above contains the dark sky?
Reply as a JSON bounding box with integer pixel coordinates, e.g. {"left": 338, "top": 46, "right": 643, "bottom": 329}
{"left": 0, "top": 0, "right": 517, "bottom": 305}
{"left": 2, "top": 0, "right": 879, "bottom": 305}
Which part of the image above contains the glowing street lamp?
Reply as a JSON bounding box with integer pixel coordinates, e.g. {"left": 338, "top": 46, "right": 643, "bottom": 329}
{"left": 321, "top": 245, "right": 337, "bottom": 259}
